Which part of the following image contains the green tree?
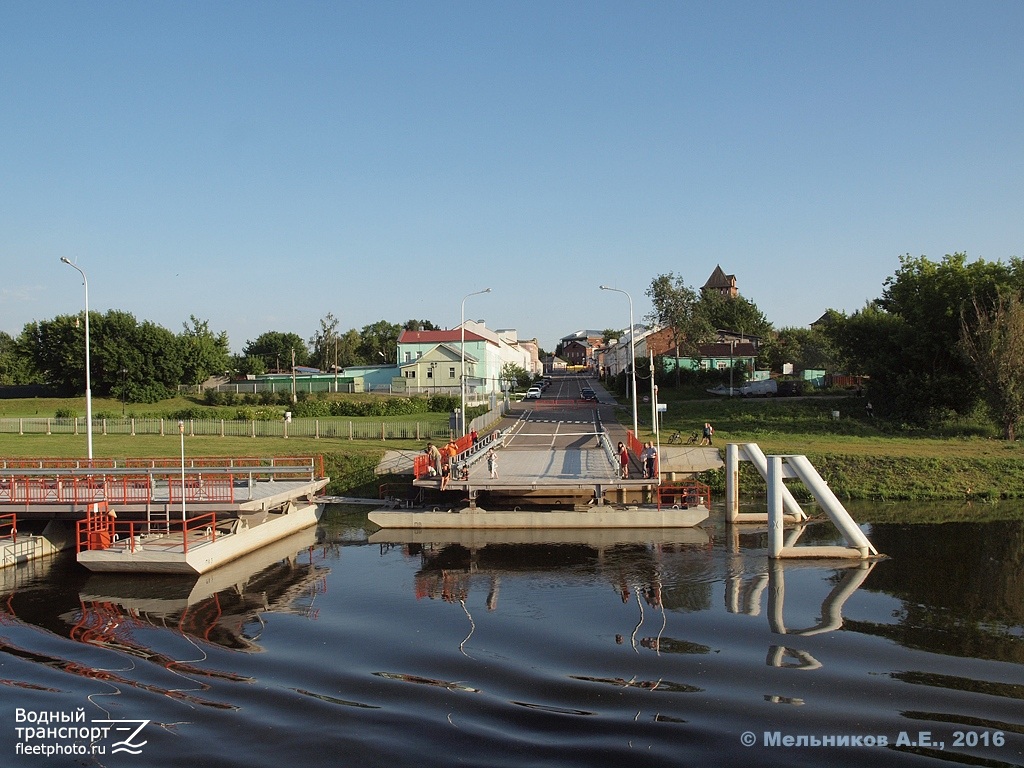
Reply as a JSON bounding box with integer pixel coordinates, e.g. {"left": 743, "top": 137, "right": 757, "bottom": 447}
{"left": 358, "top": 320, "right": 401, "bottom": 364}
{"left": 336, "top": 329, "right": 363, "bottom": 367}
{"left": 309, "top": 313, "right": 341, "bottom": 372}
{"left": 960, "top": 292, "right": 1024, "bottom": 440}
{"left": 0, "top": 331, "right": 34, "bottom": 385}
{"left": 697, "top": 290, "right": 773, "bottom": 339}
{"left": 179, "top": 316, "right": 231, "bottom": 386}
{"left": 866, "top": 253, "right": 1024, "bottom": 422}
{"left": 763, "top": 324, "right": 839, "bottom": 373}
{"left": 243, "top": 331, "right": 309, "bottom": 372}
{"left": 404, "top": 319, "right": 438, "bottom": 331}
{"left": 645, "top": 272, "right": 713, "bottom": 383}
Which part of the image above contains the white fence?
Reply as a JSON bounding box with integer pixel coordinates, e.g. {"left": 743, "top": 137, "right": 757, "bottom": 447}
{"left": 0, "top": 402, "right": 508, "bottom": 442}
{"left": 0, "top": 417, "right": 453, "bottom": 441}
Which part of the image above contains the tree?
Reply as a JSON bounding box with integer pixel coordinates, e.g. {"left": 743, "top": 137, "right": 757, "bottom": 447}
{"left": 358, "top": 320, "right": 401, "bottom": 364}
{"left": 179, "top": 316, "right": 231, "bottom": 386}
{"left": 763, "top": 325, "right": 839, "bottom": 373}
{"left": 697, "top": 290, "right": 773, "bottom": 340}
{"left": 645, "top": 272, "right": 714, "bottom": 383}
{"left": 0, "top": 330, "right": 36, "bottom": 385}
{"left": 404, "top": 319, "right": 438, "bottom": 331}
{"left": 309, "top": 313, "right": 341, "bottom": 372}
{"left": 243, "top": 331, "right": 309, "bottom": 372}
{"left": 336, "top": 329, "right": 363, "bottom": 367}
{"left": 960, "top": 293, "right": 1024, "bottom": 440}
{"left": 866, "top": 253, "right": 1024, "bottom": 422}
{"left": 501, "top": 362, "right": 529, "bottom": 390}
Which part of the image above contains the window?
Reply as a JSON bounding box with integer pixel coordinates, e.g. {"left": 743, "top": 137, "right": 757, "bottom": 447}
{"left": 449, "top": 367, "right": 456, "bottom": 379}
{"left": 404, "top": 370, "right": 416, "bottom": 379}
{"left": 716, "top": 361, "right": 728, "bottom": 370}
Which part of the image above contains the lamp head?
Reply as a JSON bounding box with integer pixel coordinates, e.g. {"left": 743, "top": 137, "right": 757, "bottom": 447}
{"left": 60, "top": 257, "right": 71, "bottom": 265}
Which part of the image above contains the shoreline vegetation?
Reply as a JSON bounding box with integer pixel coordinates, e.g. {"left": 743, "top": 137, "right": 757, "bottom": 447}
{"left": 1, "top": 391, "right": 1022, "bottom": 504}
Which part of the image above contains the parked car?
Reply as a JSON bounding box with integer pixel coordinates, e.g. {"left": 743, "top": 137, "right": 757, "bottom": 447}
{"left": 739, "top": 379, "right": 777, "bottom": 397}
{"left": 525, "top": 387, "right": 543, "bottom": 399}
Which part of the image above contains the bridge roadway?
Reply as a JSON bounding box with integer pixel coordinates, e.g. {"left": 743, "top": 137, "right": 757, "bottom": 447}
{"left": 433, "top": 374, "right": 655, "bottom": 502}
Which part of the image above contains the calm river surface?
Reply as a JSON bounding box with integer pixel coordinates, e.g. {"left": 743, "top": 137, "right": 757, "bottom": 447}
{"left": 2, "top": 502, "right": 1024, "bottom": 767}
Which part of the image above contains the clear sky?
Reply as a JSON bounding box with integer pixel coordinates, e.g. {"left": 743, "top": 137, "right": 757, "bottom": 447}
{"left": 2, "top": 1, "right": 1022, "bottom": 353}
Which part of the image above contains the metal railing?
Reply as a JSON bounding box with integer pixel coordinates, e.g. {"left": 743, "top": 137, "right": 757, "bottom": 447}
{"left": 76, "top": 506, "right": 220, "bottom": 555}
{"left": 0, "top": 456, "right": 323, "bottom": 507}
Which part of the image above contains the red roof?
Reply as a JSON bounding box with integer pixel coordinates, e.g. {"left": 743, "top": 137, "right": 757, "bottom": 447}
{"left": 398, "top": 329, "right": 490, "bottom": 344}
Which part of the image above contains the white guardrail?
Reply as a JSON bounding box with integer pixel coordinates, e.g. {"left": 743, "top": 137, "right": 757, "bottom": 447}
{"left": 0, "top": 403, "right": 508, "bottom": 442}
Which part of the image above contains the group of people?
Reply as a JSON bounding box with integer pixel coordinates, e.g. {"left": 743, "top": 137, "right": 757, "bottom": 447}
{"left": 615, "top": 441, "right": 659, "bottom": 480}
{"left": 424, "top": 439, "right": 462, "bottom": 490}
{"left": 424, "top": 432, "right": 499, "bottom": 489}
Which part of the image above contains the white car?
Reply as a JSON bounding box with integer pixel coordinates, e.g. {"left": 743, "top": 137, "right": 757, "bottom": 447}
{"left": 524, "top": 387, "right": 543, "bottom": 400}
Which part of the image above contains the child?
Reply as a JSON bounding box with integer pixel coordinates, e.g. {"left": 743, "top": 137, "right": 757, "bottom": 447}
{"left": 487, "top": 449, "right": 498, "bottom": 479}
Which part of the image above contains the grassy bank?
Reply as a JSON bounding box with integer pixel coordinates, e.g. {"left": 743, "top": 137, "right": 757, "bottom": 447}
{"left": 2, "top": 392, "right": 1023, "bottom": 500}
{"left": 636, "top": 392, "right": 1024, "bottom": 501}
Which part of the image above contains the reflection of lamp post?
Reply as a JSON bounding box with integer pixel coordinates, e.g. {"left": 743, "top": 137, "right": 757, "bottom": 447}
{"left": 599, "top": 285, "right": 638, "bottom": 437}
{"left": 60, "top": 257, "right": 93, "bottom": 461}
{"left": 460, "top": 288, "right": 491, "bottom": 436}
{"left": 178, "top": 420, "right": 186, "bottom": 523}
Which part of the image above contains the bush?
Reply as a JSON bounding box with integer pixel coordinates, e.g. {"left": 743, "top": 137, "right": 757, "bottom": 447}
{"left": 54, "top": 407, "right": 77, "bottom": 419}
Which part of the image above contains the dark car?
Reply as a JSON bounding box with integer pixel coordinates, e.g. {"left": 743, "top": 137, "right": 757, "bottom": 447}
{"left": 580, "top": 387, "right": 597, "bottom": 401}
{"left": 776, "top": 380, "right": 803, "bottom": 397}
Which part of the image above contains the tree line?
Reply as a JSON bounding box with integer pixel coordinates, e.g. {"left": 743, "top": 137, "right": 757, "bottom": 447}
{"left": 0, "top": 312, "right": 445, "bottom": 404}
{"left": 645, "top": 253, "right": 1024, "bottom": 439}
{"left": 3, "top": 252, "right": 1022, "bottom": 438}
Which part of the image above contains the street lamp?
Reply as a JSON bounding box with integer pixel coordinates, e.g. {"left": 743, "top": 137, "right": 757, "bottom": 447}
{"left": 60, "top": 257, "right": 93, "bottom": 461}
{"left": 461, "top": 287, "right": 491, "bottom": 436}
{"left": 599, "top": 285, "right": 638, "bottom": 438}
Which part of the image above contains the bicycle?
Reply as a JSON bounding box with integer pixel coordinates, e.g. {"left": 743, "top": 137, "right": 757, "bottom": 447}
{"left": 668, "top": 431, "right": 682, "bottom": 444}
{"left": 686, "top": 431, "right": 699, "bottom": 445}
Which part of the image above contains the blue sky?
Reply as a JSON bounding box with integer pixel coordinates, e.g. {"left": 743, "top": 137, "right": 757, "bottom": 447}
{"left": 2, "top": 1, "right": 1022, "bottom": 353}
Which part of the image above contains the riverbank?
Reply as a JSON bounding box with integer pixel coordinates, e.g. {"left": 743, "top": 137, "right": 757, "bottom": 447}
{"left": 1, "top": 393, "right": 1022, "bottom": 500}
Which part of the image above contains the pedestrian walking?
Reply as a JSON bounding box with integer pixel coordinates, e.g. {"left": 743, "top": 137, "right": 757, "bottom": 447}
{"left": 487, "top": 448, "right": 498, "bottom": 479}
{"left": 700, "top": 422, "right": 714, "bottom": 446}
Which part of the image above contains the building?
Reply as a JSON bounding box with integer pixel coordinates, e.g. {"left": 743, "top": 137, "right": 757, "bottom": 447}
{"left": 393, "top": 322, "right": 538, "bottom": 399}
{"left": 702, "top": 265, "right": 738, "bottom": 298}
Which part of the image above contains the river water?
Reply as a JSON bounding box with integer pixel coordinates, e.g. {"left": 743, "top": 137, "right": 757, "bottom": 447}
{"left": 2, "top": 502, "right": 1023, "bottom": 767}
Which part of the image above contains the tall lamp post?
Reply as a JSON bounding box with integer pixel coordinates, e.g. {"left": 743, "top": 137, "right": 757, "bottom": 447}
{"left": 599, "top": 285, "right": 638, "bottom": 438}
{"left": 60, "top": 257, "right": 93, "bottom": 461}
{"left": 460, "top": 287, "right": 491, "bottom": 436}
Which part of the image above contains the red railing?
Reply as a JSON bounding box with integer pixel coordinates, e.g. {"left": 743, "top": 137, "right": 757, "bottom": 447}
{"left": 1, "top": 455, "right": 324, "bottom": 507}
{"left": 412, "top": 435, "right": 488, "bottom": 479}
{"left": 0, "top": 513, "right": 16, "bottom": 543}
{"left": 656, "top": 482, "right": 712, "bottom": 511}
{"left": 76, "top": 504, "right": 218, "bottom": 555}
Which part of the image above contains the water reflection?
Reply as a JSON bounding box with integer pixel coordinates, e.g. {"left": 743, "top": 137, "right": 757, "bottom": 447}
{"left": 0, "top": 525, "right": 332, "bottom": 712}
{"left": 0, "top": 508, "right": 1023, "bottom": 767}
{"left": 70, "top": 526, "right": 329, "bottom": 652}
